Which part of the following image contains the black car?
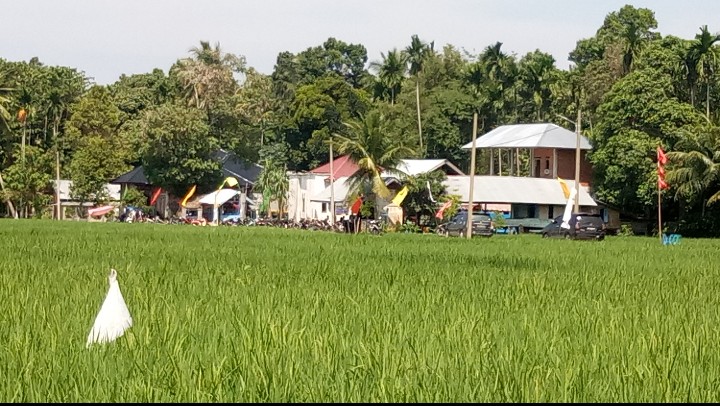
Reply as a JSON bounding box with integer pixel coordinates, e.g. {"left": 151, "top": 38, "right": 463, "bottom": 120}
{"left": 541, "top": 213, "right": 606, "bottom": 240}
{"left": 439, "top": 211, "right": 494, "bottom": 237}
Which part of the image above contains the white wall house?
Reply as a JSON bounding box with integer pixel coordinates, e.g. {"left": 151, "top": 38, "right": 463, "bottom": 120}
{"left": 286, "top": 156, "right": 465, "bottom": 221}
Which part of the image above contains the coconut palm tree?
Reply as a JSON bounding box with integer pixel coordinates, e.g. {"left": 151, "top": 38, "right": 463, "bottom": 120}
{"left": 175, "top": 41, "right": 245, "bottom": 111}
{"left": 369, "top": 49, "right": 406, "bottom": 105}
{"left": 666, "top": 127, "right": 720, "bottom": 215}
{"left": 403, "top": 35, "right": 434, "bottom": 154}
{"left": 333, "top": 110, "right": 415, "bottom": 210}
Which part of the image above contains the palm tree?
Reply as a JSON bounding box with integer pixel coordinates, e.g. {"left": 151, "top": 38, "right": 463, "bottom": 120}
{"left": 369, "top": 49, "right": 406, "bottom": 105}
{"left": 175, "top": 41, "right": 245, "bottom": 111}
{"left": 403, "top": 35, "right": 434, "bottom": 155}
{"left": 256, "top": 159, "right": 289, "bottom": 218}
{"left": 235, "top": 68, "right": 276, "bottom": 146}
{"left": 687, "top": 26, "right": 720, "bottom": 121}
{"left": 518, "top": 51, "right": 558, "bottom": 121}
{"left": 334, "top": 111, "right": 414, "bottom": 220}
{"left": 666, "top": 128, "right": 720, "bottom": 215}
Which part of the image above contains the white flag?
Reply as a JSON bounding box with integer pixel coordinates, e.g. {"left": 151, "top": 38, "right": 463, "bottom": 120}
{"left": 560, "top": 188, "right": 577, "bottom": 230}
{"left": 87, "top": 269, "right": 133, "bottom": 347}
{"left": 427, "top": 181, "right": 436, "bottom": 203}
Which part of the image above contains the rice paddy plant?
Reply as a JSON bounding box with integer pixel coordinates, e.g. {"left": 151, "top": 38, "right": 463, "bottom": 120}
{"left": 1, "top": 220, "right": 719, "bottom": 402}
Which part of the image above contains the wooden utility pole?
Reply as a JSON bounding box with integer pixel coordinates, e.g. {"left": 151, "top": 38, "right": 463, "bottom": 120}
{"left": 574, "top": 108, "right": 581, "bottom": 213}
{"left": 329, "top": 141, "right": 335, "bottom": 225}
{"left": 466, "top": 112, "right": 478, "bottom": 239}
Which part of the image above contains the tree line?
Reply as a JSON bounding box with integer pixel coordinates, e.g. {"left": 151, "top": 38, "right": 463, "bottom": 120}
{"left": 0, "top": 5, "right": 719, "bottom": 235}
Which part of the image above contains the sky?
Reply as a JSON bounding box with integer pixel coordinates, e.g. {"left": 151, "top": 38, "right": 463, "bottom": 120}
{"left": 2, "top": 0, "right": 720, "bottom": 85}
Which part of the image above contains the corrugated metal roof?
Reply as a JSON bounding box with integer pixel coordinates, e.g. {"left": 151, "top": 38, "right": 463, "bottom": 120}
{"left": 309, "top": 155, "right": 359, "bottom": 179}
{"left": 392, "top": 159, "right": 465, "bottom": 176}
{"left": 460, "top": 123, "right": 592, "bottom": 150}
{"left": 443, "top": 176, "right": 597, "bottom": 206}
{"left": 311, "top": 156, "right": 465, "bottom": 179}
{"left": 111, "top": 166, "right": 149, "bottom": 185}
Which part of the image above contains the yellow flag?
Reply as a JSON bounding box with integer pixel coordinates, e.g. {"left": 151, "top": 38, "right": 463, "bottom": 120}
{"left": 392, "top": 186, "right": 409, "bottom": 206}
{"left": 222, "top": 177, "right": 238, "bottom": 188}
{"left": 180, "top": 185, "right": 197, "bottom": 207}
{"left": 557, "top": 177, "right": 570, "bottom": 200}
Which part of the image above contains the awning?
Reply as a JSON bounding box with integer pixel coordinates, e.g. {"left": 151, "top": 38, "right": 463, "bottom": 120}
{"left": 198, "top": 189, "right": 240, "bottom": 206}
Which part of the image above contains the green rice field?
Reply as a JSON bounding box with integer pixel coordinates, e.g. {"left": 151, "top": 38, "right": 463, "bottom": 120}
{"left": 1, "top": 220, "right": 720, "bottom": 402}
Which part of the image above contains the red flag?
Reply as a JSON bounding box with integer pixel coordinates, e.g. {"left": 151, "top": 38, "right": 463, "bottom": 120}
{"left": 657, "top": 146, "right": 668, "bottom": 166}
{"left": 657, "top": 146, "right": 669, "bottom": 190}
{"left": 350, "top": 196, "right": 363, "bottom": 215}
{"left": 149, "top": 187, "right": 162, "bottom": 205}
{"left": 435, "top": 200, "right": 453, "bottom": 219}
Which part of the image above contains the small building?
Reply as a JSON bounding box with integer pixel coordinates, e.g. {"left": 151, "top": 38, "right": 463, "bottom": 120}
{"left": 443, "top": 175, "right": 598, "bottom": 220}
{"left": 53, "top": 180, "right": 121, "bottom": 219}
{"left": 111, "top": 149, "right": 262, "bottom": 219}
{"left": 460, "top": 123, "right": 593, "bottom": 184}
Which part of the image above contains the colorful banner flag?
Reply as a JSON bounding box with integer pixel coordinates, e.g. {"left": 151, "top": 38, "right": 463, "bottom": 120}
{"left": 657, "top": 146, "right": 668, "bottom": 166}
{"left": 180, "top": 185, "right": 197, "bottom": 207}
{"left": 350, "top": 196, "right": 363, "bottom": 215}
{"left": 657, "top": 146, "right": 669, "bottom": 190}
{"left": 149, "top": 187, "right": 162, "bottom": 206}
{"left": 391, "top": 186, "right": 409, "bottom": 206}
{"left": 557, "top": 177, "right": 571, "bottom": 200}
{"left": 222, "top": 176, "right": 238, "bottom": 188}
{"left": 435, "top": 200, "right": 453, "bottom": 219}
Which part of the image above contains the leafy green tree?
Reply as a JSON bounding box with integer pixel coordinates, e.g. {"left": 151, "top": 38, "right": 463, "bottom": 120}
{"left": 291, "top": 74, "right": 371, "bottom": 169}
{"left": 399, "top": 170, "right": 447, "bottom": 225}
{"left": 591, "top": 68, "right": 705, "bottom": 215}
{"left": 141, "top": 103, "right": 222, "bottom": 196}
{"left": 235, "top": 68, "right": 276, "bottom": 146}
{"left": 1, "top": 145, "right": 53, "bottom": 217}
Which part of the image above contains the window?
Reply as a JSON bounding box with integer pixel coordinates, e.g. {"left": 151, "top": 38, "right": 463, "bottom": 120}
{"left": 545, "top": 159, "right": 550, "bottom": 170}
{"left": 548, "top": 205, "right": 554, "bottom": 218}
{"left": 321, "top": 203, "right": 328, "bottom": 213}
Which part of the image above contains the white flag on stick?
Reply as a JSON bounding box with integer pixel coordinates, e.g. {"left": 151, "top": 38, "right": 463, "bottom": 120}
{"left": 87, "top": 269, "right": 133, "bottom": 347}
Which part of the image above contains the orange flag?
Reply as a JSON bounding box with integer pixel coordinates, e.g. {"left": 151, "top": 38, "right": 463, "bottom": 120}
{"left": 350, "top": 196, "right": 363, "bottom": 215}
{"left": 149, "top": 187, "right": 162, "bottom": 205}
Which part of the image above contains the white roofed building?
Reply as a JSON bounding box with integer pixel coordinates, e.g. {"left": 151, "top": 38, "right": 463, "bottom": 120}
{"left": 461, "top": 123, "right": 594, "bottom": 185}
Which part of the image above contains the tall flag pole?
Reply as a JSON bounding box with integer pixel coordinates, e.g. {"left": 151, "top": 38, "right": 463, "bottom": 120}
{"left": 657, "top": 146, "right": 669, "bottom": 243}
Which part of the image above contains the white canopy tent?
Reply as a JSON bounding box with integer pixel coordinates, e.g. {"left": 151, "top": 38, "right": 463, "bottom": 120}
{"left": 199, "top": 188, "right": 240, "bottom": 223}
